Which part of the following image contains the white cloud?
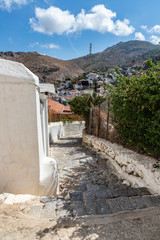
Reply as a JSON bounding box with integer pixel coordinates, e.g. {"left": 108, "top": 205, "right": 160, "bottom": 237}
{"left": 150, "top": 35, "right": 160, "bottom": 45}
{"left": 135, "top": 32, "right": 145, "bottom": 41}
{"left": 29, "top": 41, "right": 59, "bottom": 49}
{"left": 113, "top": 19, "right": 134, "bottom": 36}
{"left": 30, "top": 4, "right": 135, "bottom": 36}
{"left": 141, "top": 25, "right": 148, "bottom": 30}
{"left": 30, "top": 6, "right": 75, "bottom": 35}
{"left": 69, "top": 5, "right": 116, "bottom": 33}
{"left": 40, "top": 43, "right": 59, "bottom": 49}
{"left": 0, "top": 0, "right": 29, "bottom": 11}
{"left": 29, "top": 41, "right": 39, "bottom": 48}
{"left": 141, "top": 25, "right": 160, "bottom": 34}
{"left": 151, "top": 25, "right": 160, "bottom": 34}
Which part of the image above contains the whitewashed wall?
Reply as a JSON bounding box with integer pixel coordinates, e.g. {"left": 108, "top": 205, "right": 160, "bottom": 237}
{"left": 0, "top": 59, "right": 58, "bottom": 196}
{"left": 49, "top": 121, "right": 85, "bottom": 143}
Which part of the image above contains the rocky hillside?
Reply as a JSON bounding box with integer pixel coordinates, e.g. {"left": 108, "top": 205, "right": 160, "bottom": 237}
{"left": 0, "top": 40, "right": 160, "bottom": 83}
{"left": 0, "top": 51, "right": 83, "bottom": 83}
{"left": 69, "top": 40, "right": 160, "bottom": 71}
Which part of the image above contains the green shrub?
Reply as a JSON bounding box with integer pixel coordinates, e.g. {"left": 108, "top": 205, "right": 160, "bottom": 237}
{"left": 108, "top": 59, "right": 160, "bottom": 157}
{"left": 69, "top": 92, "right": 106, "bottom": 120}
{"left": 61, "top": 116, "right": 74, "bottom": 124}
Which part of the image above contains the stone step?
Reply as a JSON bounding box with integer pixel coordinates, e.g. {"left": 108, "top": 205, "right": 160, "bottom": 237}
{"left": 70, "top": 187, "right": 151, "bottom": 201}
{"left": 38, "top": 194, "right": 160, "bottom": 219}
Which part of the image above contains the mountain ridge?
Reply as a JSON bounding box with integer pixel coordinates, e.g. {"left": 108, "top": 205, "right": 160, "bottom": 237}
{"left": 69, "top": 40, "right": 160, "bottom": 71}
{"left": 0, "top": 40, "right": 160, "bottom": 82}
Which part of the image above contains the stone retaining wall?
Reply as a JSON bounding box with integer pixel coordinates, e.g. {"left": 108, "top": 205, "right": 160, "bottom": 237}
{"left": 82, "top": 132, "right": 160, "bottom": 194}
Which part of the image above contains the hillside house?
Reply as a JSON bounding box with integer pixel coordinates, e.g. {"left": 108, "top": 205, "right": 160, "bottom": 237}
{"left": 87, "top": 73, "right": 98, "bottom": 81}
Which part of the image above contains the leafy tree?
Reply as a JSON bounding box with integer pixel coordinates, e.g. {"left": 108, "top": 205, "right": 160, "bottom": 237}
{"left": 108, "top": 59, "right": 160, "bottom": 157}
{"left": 65, "top": 77, "right": 71, "bottom": 81}
{"left": 69, "top": 92, "right": 106, "bottom": 120}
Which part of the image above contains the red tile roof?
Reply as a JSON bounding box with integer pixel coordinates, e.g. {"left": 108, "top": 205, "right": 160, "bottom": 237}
{"left": 63, "top": 105, "right": 72, "bottom": 113}
{"left": 48, "top": 99, "right": 72, "bottom": 114}
{"left": 78, "top": 79, "right": 88, "bottom": 82}
{"left": 48, "top": 99, "right": 64, "bottom": 114}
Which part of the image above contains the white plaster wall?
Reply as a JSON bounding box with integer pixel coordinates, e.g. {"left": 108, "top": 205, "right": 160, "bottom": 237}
{"left": 35, "top": 88, "right": 58, "bottom": 196}
{"left": 0, "top": 84, "right": 40, "bottom": 194}
{"left": 63, "top": 121, "right": 85, "bottom": 136}
{"left": 40, "top": 83, "right": 55, "bottom": 94}
{"left": 0, "top": 59, "right": 58, "bottom": 196}
{"left": 49, "top": 122, "right": 64, "bottom": 143}
{"left": 49, "top": 121, "right": 85, "bottom": 143}
{"left": 82, "top": 132, "right": 160, "bottom": 194}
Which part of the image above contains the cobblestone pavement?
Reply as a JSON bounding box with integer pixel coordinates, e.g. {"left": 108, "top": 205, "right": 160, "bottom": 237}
{"left": 1, "top": 135, "right": 160, "bottom": 239}
{"left": 39, "top": 135, "right": 160, "bottom": 219}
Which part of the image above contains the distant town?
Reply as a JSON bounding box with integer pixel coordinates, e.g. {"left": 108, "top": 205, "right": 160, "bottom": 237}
{"left": 47, "top": 65, "right": 141, "bottom": 107}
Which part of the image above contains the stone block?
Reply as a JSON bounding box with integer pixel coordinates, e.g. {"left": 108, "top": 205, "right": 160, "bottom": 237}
{"left": 73, "top": 185, "right": 87, "bottom": 192}
{"left": 84, "top": 199, "right": 96, "bottom": 215}
{"left": 83, "top": 191, "right": 96, "bottom": 201}
{"left": 107, "top": 199, "right": 123, "bottom": 213}
{"left": 86, "top": 184, "right": 99, "bottom": 192}
{"left": 69, "top": 192, "right": 83, "bottom": 201}
{"left": 129, "top": 196, "right": 148, "bottom": 209}
{"left": 71, "top": 200, "right": 86, "bottom": 216}
{"left": 95, "top": 189, "right": 112, "bottom": 199}
{"left": 96, "top": 200, "right": 112, "bottom": 215}
{"left": 56, "top": 198, "right": 72, "bottom": 218}
{"left": 150, "top": 195, "right": 160, "bottom": 207}
{"left": 142, "top": 196, "right": 154, "bottom": 208}
{"left": 142, "top": 195, "right": 160, "bottom": 208}
{"left": 116, "top": 197, "right": 135, "bottom": 211}
{"left": 42, "top": 202, "right": 56, "bottom": 219}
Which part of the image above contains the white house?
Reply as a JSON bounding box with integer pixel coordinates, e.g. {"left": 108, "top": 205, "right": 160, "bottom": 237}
{"left": 87, "top": 73, "right": 99, "bottom": 82}
{"left": 0, "top": 59, "right": 58, "bottom": 196}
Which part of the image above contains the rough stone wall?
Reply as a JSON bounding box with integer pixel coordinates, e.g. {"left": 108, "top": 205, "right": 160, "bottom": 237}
{"left": 82, "top": 132, "right": 160, "bottom": 194}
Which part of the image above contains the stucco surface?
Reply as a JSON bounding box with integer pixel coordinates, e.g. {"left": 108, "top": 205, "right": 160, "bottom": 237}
{"left": 0, "top": 84, "right": 40, "bottom": 194}
{"left": 49, "top": 122, "right": 64, "bottom": 143}
{"left": 0, "top": 59, "right": 39, "bottom": 85}
{"left": 49, "top": 121, "right": 85, "bottom": 143}
{"left": 63, "top": 121, "right": 85, "bottom": 136}
{"left": 0, "top": 59, "right": 58, "bottom": 196}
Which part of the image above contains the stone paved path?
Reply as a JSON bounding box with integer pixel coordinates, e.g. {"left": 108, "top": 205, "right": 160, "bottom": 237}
{"left": 1, "top": 134, "right": 160, "bottom": 239}
{"left": 40, "top": 135, "right": 160, "bottom": 219}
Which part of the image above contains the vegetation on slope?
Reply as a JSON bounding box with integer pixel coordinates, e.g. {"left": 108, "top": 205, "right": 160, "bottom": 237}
{"left": 107, "top": 59, "right": 160, "bottom": 158}
{"left": 70, "top": 92, "right": 106, "bottom": 120}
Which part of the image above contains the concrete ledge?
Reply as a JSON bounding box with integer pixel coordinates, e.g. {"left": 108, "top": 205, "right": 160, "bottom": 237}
{"left": 63, "top": 121, "right": 85, "bottom": 136}
{"left": 49, "top": 122, "right": 64, "bottom": 143}
{"left": 82, "top": 132, "right": 160, "bottom": 194}
{"left": 49, "top": 121, "right": 85, "bottom": 143}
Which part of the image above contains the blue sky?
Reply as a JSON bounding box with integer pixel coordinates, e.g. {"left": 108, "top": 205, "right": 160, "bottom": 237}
{"left": 0, "top": 0, "right": 160, "bottom": 60}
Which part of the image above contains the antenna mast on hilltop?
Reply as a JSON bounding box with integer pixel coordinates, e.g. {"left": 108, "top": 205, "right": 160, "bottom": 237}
{"left": 89, "top": 43, "right": 92, "bottom": 64}
{"left": 89, "top": 43, "right": 92, "bottom": 56}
